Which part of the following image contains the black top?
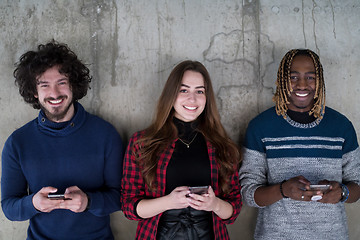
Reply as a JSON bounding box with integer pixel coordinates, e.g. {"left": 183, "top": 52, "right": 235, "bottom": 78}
{"left": 287, "top": 109, "right": 316, "bottom": 124}
{"left": 165, "top": 118, "right": 211, "bottom": 194}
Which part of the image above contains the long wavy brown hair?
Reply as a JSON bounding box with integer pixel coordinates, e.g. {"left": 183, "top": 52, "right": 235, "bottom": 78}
{"left": 135, "top": 60, "right": 241, "bottom": 193}
{"left": 135, "top": 60, "right": 241, "bottom": 194}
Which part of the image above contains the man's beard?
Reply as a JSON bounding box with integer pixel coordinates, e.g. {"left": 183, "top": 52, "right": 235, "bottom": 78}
{"left": 40, "top": 98, "right": 74, "bottom": 122}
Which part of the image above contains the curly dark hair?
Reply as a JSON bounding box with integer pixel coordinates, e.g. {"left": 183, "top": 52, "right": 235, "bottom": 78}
{"left": 14, "top": 40, "right": 92, "bottom": 109}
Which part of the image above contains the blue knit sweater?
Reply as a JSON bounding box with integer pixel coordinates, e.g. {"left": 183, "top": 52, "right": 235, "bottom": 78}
{"left": 240, "top": 106, "right": 360, "bottom": 240}
{"left": 1, "top": 102, "right": 123, "bottom": 240}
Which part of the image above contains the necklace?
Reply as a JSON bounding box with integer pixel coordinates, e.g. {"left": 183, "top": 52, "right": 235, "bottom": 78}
{"left": 178, "top": 132, "right": 198, "bottom": 148}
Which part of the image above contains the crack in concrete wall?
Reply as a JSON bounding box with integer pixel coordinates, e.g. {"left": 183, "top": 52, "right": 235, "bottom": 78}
{"left": 302, "top": 0, "right": 307, "bottom": 47}
{"left": 329, "top": 0, "right": 336, "bottom": 39}
{"left": 81, "top": 1, "right": 102, "bottom": 114}
{"left": 311, "top": 0, "right": 320, "bottom": 54}
{"left": 80, "top": 0, "right": 118, "bottom": 115}
{"left": 202, "top": 17, "right": 275, "bottom": 141}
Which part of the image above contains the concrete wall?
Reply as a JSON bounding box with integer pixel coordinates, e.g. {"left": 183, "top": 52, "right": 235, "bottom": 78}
{"left": 0, "top": 0, "right": 359, "bottom": 239}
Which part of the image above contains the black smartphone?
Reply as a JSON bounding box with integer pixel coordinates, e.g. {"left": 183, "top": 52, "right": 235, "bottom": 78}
{"left": 189, "top": 186, "right": 209, "bottom": 195}
{"left": 47, "top": 192, "right": 65, "bottom": 200}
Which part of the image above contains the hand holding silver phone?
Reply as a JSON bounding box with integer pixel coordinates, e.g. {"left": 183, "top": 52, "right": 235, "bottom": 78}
{"left": 308, "top": 184, "right": 330, "bottom": 201}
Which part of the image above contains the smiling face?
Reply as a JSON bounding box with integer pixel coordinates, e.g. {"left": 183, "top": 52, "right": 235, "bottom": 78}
{"left": 287, "top": 55, "right": 316, "bottom": 112}
{"left": 35, "top": 65, "right": 75, "bottom": 122}
{"left": 173, "top": 70, "right": 206, "bottom": 122}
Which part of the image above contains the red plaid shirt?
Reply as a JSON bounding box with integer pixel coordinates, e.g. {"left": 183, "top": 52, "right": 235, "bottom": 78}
{"left": 121, "top": 131, "right": 242, "bottom": 239}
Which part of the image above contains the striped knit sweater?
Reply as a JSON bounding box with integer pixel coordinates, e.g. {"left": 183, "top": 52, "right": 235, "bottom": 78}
{"left": 239, "top": 106, "right": 360, "bottom": 240}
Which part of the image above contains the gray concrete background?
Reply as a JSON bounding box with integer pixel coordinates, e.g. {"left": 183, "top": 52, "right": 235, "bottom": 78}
{"left": 0, "top": 0, "right": 359, "bottom": 239}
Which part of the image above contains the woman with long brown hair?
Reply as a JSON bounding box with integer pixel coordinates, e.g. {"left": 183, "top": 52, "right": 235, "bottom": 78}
{"left": 121, "top": 60, "right": 241, "bottom": 240}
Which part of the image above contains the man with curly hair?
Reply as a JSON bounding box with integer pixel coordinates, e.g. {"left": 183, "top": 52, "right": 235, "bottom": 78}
{"left": 1, "top": 40, "right": 123, "bottom": 240}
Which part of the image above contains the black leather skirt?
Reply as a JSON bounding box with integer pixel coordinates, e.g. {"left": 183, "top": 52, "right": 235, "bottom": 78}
{"left": 156, "top": 207, "right": 214, "bottom": 240}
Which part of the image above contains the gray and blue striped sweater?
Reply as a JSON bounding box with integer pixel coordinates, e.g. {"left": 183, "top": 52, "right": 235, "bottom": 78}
{"left": 240, "top": 106, "right": 360, "bottom": 240}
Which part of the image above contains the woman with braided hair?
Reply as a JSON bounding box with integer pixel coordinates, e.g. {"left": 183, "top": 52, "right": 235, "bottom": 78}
{"left": 240, "top": 49, "right": 360, "bottom": 239}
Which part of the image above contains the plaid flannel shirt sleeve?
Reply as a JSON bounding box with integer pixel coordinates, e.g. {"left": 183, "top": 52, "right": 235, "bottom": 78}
{"left": 121, "top": 131, "right": 146, "bottom": 221}
{"left": 218, "top": 168, "right": 241, "bottom": 224}
{"left": 207, "top": 142, "right": 242, "bottom": 240}
{"left": 213, "top": 170, "right": 242, "bottom": 240}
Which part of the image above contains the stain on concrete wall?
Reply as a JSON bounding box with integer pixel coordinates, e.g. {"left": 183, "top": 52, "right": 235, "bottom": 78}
{"left": 203, "top": 29, "right": 275, "bottom": 141}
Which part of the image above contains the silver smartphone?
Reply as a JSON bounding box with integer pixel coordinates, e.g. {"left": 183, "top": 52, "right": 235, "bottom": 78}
{"left": 309, "top": 184, "right": 331, "bottom": 191}
{"left": 189, "top": 186, "right": 209, "bottom": 195}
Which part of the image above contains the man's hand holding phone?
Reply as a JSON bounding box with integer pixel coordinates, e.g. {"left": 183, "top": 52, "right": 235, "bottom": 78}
{"left": 315, "top": 181, "right": 343, "bottom": 204}
{"left": 308, "top": 184, "right": 331, "bottom": 201}
{"left": 60, "top": 186, "right": 89, "bottom": 213}
{"left": 33, "top": 186, "right": 88, "bottom": 213}
{"left": 32, "top": 187, "right": 66, "bottom": 213}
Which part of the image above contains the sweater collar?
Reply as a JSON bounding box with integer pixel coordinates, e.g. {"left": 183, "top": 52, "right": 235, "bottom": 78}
{"left": 284, "top": 108, "right": 323, "bottom": 129}
{"left": 286, "top": 109, "right": 316, "bottom": 124}
{"left": 37, "top": 102, "right": 86, "bottom": 136}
